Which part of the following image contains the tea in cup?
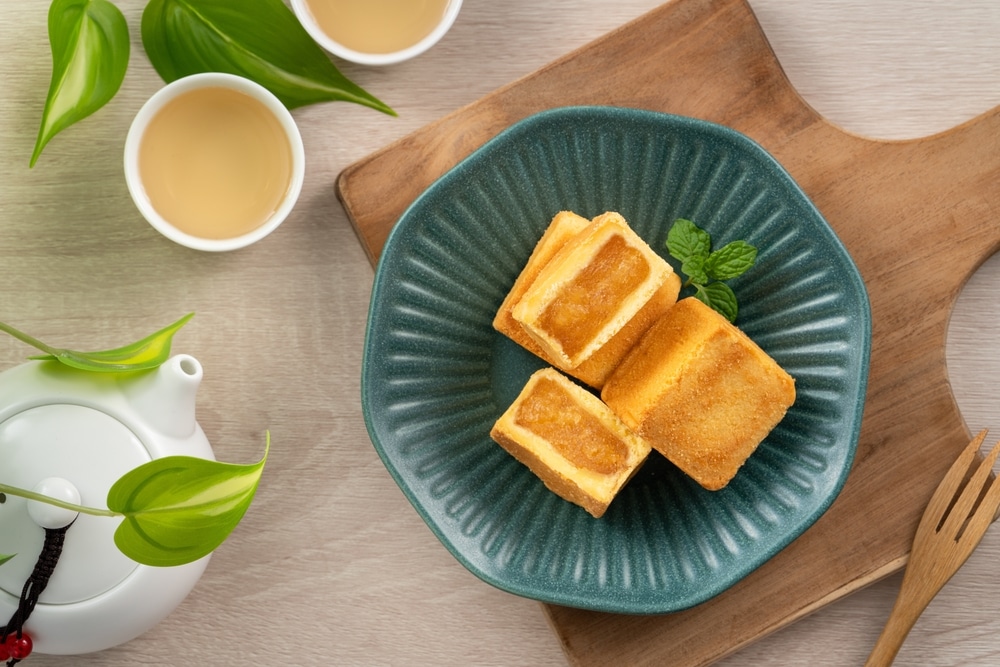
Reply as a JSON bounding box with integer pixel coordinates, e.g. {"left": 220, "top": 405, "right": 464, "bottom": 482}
{"left": 291, "top": 0, "right": 462, "bottom": 66}
{"left": 124, "top": 73, "right": 305, "bottom": 252}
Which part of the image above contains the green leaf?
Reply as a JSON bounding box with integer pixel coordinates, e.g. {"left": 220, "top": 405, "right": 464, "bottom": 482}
{"left": 107, "top": 433, "right": 269, "bottom": 567}
{"left": 680, "top": 254, "right": 708, "bottom": 286}
{"left": 0, "top": 313, "right": 193, "bottom": 372}
{"left": 141, "top": 0, "right": 395, "bottom": 115}
{"left": 29, "top": 0, "right": 130, "bottom": 167}
{"left": 666, "top": 219, "right": 711, "bottom": 264}
{"left": 697, "top": 281, "right": 739, "bottom": 322}
{"left": 0, "top": 554, "right": 14, "bottom": 567}
{"left": 30, "top": 0, "right": 130, "bottom": 167}
{"left": 705, "top": 240, "right": 757, "bottom": 281}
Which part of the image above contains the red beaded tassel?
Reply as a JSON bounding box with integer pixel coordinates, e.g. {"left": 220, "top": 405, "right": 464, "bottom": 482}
{"left": 0, "top": 522, "right": 72, "bottom": 665}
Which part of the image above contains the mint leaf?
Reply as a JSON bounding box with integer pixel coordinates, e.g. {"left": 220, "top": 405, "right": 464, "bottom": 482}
{"left": 666, "top": 218, "right": 755, "bottom": 323}
{"left": 666, "top": 219, "right": 711, "bottom": 264}
{"left": 699, "top": 282, "right": 738, "bottom": 322}
{"left": 705, "top": 241, "right": 757, "bottom": 281}
{"left": 681, "top": 254, "right": 708, "bottom": 285}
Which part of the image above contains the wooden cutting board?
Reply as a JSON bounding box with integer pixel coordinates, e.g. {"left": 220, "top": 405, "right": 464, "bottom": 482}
{"left": 336, "top": 0, "right": 1000, "bottom": 664}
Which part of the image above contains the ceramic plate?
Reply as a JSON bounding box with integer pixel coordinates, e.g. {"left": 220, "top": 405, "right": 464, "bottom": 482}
{"left": 361, "top": 107, "right": 871, "bottom": 614}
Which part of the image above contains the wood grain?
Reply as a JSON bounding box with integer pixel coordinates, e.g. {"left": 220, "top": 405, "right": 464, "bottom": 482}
{"left": 864, "top": 431, "right": 1000, "bottom": 667}
{"left": 336, "top": 0, "right": 1000, "bottom": 664}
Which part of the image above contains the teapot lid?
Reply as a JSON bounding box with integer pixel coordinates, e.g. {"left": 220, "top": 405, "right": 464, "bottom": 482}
{"left": 0, "top": 403, "right": 147, "bottom": 603}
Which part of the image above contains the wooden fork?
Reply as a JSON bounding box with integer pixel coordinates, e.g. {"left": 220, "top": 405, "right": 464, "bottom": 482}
{"left": 865, "top": 429, "right": 1000, "bottom": 666}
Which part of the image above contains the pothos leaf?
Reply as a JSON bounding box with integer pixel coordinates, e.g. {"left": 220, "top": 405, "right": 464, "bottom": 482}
{"left": 0, "top": 554, "right": 14, "bottom": 567}
{"left": 0, "top": 313, "right": 193, "bottom": 372}
{"left": 30, "top": 0, "right": 130, "bottom": 167}
{"left": 140, "top": 0, "right": 395, "bottom": 115}
{"left": 107, "top": 433, "right": 269, "bottom": 567}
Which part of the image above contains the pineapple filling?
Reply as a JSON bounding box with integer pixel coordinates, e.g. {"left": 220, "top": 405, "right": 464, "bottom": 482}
{"left": 537, "top": 234, "right": 650, "bottom": 359}
{"left": 514, "top": 376, "right": 629, "bottom": 475}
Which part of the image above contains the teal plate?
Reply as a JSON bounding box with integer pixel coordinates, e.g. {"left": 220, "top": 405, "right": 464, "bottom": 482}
{"left": 361, "top": 106, "right": 871, "bottom": 614}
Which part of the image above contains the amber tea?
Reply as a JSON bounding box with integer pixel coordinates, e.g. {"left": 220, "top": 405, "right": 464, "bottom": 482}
{"left": 302, "top": 0, "right": 451, "bottom": 54}
{"left": 137, "top": 86, "right": 293, "bottom": 241}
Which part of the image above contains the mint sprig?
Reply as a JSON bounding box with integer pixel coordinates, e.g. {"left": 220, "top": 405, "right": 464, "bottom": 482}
{"left": 665, "top": 219, "right": 757, "bottom": 322}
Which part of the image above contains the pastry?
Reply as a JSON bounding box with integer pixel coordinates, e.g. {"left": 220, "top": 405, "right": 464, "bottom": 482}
{"left": 510, "top": 211, "right": 675, "bottom": 370}
{"left": 494, "top": 211, "right": 680, "bottom": 389}
{"left": 493, "top": 211, "right": 591, "bottom": 354}
{"left": 490, "top": 368, "right": 651, "bottom": 518}
{"left": 601, "top": 297, "right": 796, "bottom": 491}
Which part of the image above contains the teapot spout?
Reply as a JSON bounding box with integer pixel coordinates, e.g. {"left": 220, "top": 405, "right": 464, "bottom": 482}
{"left": 127, "top": 354, "right": 202, "bottom": 438}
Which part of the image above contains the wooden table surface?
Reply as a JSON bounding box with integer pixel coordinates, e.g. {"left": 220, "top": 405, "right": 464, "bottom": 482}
{"left": 2, "top": 1, "right": 999, "bottom": 665}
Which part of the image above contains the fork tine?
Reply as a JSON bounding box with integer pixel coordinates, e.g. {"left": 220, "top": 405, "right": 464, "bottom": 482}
{"left": 956, "top": 439, "right": 1000, "bottom": 548}
{"left": 918, "top": 429, "right": 989, "bottom": 535}
{"left": 940, "top": 432, "right": 1000, "bottom": 538}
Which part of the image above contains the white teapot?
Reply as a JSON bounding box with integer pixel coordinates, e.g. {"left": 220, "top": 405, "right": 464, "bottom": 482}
{"left": 0, "top": 354, "right": 213, "bottom": 655}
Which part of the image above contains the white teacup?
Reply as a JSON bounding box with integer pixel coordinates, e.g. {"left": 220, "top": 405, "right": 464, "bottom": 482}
{"left": 291, "top": 0, "right": 462, "bottom": 66}
{"left": 124, "top": 73, "right": 305, "bottom": 252}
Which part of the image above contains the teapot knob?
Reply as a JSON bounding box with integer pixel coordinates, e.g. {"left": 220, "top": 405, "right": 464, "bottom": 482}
{"left": 26, "top": 477, "right": 80, "bottom": 529}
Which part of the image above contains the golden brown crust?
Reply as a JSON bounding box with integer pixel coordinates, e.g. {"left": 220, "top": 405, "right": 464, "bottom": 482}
{"left": 489, "top": 426, "right": 610, "bottom": 518}
{"left": 602, "top": 298, "right": 796, "bottom": 490}
{"left": 493, "top": 211, "right": 591, "bottom": 353}
{"left": 494, "top": 211, "right": 679, "bottom": 389}
{"left": 573, "top": 273, "right": 680, "bottom": 387}
{"left": 490, "top": 368, "right": 651, "bottom": 518}
{"left": 511, "top": 212, "right": 673, "bottom": 369}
